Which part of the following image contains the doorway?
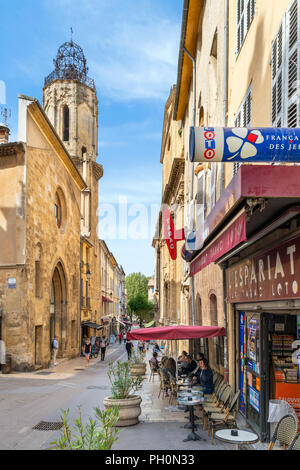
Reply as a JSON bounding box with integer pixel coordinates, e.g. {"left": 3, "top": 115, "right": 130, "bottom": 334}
{"left": 50, "top": 262, "right": 67, "bottom": 360}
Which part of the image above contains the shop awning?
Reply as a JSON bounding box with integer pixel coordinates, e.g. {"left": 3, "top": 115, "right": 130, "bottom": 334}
{"left": 102, "top": 296, "right": 113, "bottom": 303}
{"left": 127, "top": 325, "right": 226, "bottom": 341}
{"left": 190, "top": 210, "right": 247, "bottom": 277}
{"left": 101, "top": 316, "right": 113, "bottom": 323}
{"left": 183, "top": 165, "right": 300, "bottom": 266}
{"left": 144, "top": 320, "right": 155, "bottom": 328}
{"left": 81, "top": 321, "right": 104, "bottom": 330}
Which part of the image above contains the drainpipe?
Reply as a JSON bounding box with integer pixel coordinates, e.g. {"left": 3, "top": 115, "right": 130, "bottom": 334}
{"left": 183, "top": 46, "right": 196, "bottom": 326}
{"left": 221, "top": 0, "right": 230, "bottom": 384}
{"left": 220, "top": 0, "right": 229, "bottom": 193}
{"left": 221, "top": 262, "right": 229, "bottom": 383}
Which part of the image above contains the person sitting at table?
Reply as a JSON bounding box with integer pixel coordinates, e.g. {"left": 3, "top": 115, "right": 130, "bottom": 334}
{"left": 161, "top": 357, "right": 176, "bottom": 397}
{"left": 187, "top": 352, "right": 205, "bottom": 378}
{"left": 150, "top": 351, "right": 160, "bottom": 371}
{"left": 192, "top": 358, "right": 214, "bottom": 394}
{"left": 177, "top": 351, "right": 189, "bottom": 372}
{"left": 180, "top": 355, "right": 197, "bottom": 376}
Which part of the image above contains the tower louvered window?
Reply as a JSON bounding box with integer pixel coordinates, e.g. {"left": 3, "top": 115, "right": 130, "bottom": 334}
{"left": 271, "top": 0, "right": 300, "bottom": 128}
{"left": 233, "top": 85, "right": 252, "bottom": 176}
{"left": 237, "top": 0, "right": 255, "bottom": 54}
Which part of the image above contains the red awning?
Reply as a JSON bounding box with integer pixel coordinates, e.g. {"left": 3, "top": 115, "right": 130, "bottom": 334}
{"left": 127, "top": 325, "right": 226, "bottom": 341}
{"left": 102, "top": 296, "right": 113, "bottom": 303}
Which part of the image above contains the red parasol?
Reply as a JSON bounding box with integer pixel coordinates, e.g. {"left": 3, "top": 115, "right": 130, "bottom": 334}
{"left": 127, "top": 325, "right": 226, "bottom": 341}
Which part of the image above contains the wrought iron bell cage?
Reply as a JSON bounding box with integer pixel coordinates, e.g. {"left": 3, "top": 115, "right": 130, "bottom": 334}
{"left": 44, "top": 40, "right": 95, "bottom": 89}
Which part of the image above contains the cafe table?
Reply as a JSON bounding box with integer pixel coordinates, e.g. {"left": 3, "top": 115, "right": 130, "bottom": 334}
{"left": 215, "top": 429, "right": 259, "bottom": 450}
{"left": 177, "top": 396, "right": 205, "bottom": 442}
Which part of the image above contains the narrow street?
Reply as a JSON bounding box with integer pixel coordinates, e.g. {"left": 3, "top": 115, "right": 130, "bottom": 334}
{"left": 0, "top": 343, "right": 126, "bottom": 450}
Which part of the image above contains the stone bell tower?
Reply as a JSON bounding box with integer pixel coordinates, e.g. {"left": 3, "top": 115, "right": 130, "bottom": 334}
{"left": 43, "top": 38, "right": 98, "bottom": 161}
{"left": 43, "top": 37, "right": 103, "bottom": 244}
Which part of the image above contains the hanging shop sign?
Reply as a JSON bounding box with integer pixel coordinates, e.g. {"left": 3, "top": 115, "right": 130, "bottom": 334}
{"left": 189, "top": 127, "right": 300, "bottom": 163}
{"left": 226, "top": 233, "right": 300, "bottom": 303}
{"left": 163, "top": 208, "right": 184, "bottom": 261}
{"left": 190, "top": 212, "right": 246, "bottom": 277}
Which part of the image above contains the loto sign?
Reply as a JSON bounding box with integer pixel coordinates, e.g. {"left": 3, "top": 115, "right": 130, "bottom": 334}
{"left": 189, "top": 127, "right": 300, "bottom": 163}
{"left": 226, "top": 234, "right": 300, "bottom": 303}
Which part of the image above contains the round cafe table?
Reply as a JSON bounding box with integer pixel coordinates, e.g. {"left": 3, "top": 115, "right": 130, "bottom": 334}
{"left": 215, "top": 429, "right": 259, "bottom": 450}
{"left": 177, "top": 397, "right": 205, "bottom": 442}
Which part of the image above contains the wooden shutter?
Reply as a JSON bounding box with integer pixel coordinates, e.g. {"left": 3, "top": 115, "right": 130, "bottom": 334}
{"left": 287, "top": 0, "right": 299, "bottom": 127}
{"left": 237, "top": 1, "right": 255, "bottom": 53}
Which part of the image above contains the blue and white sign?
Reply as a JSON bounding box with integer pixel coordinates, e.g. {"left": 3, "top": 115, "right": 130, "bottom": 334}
{"left": 190, "top": 127, "right": 300, "bottom": 163}
{"left": 249, "top": 386, "right": 260, "bottom": 413}
{"left": 8, "top": 278, "right": 16, "bottom": 289}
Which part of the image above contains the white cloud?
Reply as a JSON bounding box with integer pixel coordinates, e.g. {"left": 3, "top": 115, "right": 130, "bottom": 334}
{"left": 45, "top": 0, "right": 181, "bottom": 102}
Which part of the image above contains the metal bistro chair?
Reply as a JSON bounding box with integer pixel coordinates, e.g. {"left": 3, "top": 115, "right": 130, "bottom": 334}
{"left": 288, "top": 432, "right": 300, "bottom": 450}
{"left": 267, "top": 414, "right": 298, "bottom": 450}
{"left": 202, "top": 386, "right": 233, "bottom": 431}
{"left": 168, "top": 372, "right": 178, "bottom": 405}
{"left": 208, "top": 390, "right": 241, "bottom": 444}
{"left": 202, "top": 380, "right": 226, "bottom": 405}
{"left": 149, "top": 360, "right": 159, "bottom": 383}
{"left": 158, "top": 369, "right": 170, "bottom": 399}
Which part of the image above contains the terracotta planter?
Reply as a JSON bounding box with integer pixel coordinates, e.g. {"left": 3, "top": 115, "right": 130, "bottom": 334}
{"left": 130, "top": 363, "right": 146, "bottom": 376}
{"left": 103, "top": 395, "right": 142, "bottom": 427}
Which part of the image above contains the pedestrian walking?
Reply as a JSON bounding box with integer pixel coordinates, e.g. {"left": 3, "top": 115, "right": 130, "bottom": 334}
{"left": 138, "top": 340, "right": 144, "bottom": 353}
{"left": 52, "top": 336, "right": 59, "bottom": 366}
{"left": 123, "top": 332, "right": 127, "bottom": 344}
{"left": 125, "top": 339, "right": 133, "bottom": 360}
{"left": 83, "top": 338, "right": 92, "bottom": 367}
{"left": 146, "top": 340, "right": 150, "bottom": 350}
{"left": 118, "top": 333, "right": 122, "bottom": 344}
{"left": 100, "top": 336, "right": 108, "bottom": 361}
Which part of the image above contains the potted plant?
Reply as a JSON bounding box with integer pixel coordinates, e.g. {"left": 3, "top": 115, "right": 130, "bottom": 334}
{"left": 103, "top": 360, "right": 143, "bottom": 427}
{"left": 50, "top": 406, "right": 119, "bottom": 450}
{"left": 130, "top": 350, "right": 146, "bottom": 377}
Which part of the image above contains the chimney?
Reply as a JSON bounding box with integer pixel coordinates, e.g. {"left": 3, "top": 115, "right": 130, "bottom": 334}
{"left": 0, "top": 124, "right": 9, "bottom": 144}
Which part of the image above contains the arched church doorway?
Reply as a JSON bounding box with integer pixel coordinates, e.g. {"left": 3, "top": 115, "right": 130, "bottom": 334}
{"left": 50, "top": 262, "right": 67, "bottom": 359}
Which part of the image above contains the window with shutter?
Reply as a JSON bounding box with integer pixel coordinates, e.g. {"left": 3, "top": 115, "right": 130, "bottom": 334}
{"left": 271, "top": 0, "right": 300, "bottom": 128}
{"left": 233, "top": 85, "right": 252, "bottom": 176}
{"left": 237, "top": 0, "right": 256, "bottom": 54}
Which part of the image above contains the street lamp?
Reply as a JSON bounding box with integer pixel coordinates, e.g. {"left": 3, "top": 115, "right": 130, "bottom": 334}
{"left": 86, "top": 268, "right": 92, "bottom": 280}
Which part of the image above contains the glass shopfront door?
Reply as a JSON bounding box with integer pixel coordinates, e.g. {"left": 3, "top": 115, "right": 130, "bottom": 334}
{"left": 239, "top": 312, "right": 269, "bottom": 440}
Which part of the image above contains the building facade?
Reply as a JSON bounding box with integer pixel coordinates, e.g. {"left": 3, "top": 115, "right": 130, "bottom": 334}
{"left": 0, "top": 96, "right": 85, "bottom": 370}
{"left": 155, "top": 0, "right": 300, "bottom": 440}
{"left": 99, "top": 240, "right": 127, "bottom": 338}
{"left": 153, "top": 85, "right": 186, "bottom": 354}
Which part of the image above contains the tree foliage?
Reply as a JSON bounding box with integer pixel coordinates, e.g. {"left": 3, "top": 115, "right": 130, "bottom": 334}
{"left": 128, "top": 294, "right": 153, "bottom": 325}
{"left": 125, "top": 272, "right": 149, "bottom": 303}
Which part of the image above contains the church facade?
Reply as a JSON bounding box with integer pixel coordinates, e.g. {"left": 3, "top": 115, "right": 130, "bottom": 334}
{"left": 0, "top": 39, "right": 103, "bottom": 370}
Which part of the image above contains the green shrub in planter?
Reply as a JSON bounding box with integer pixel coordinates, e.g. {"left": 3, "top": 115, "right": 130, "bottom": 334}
{"left": 50, "top": 406, "right": 119, "bottom": 450}
{"left": 108, "top": 360, "right": 143, "bottom": 399}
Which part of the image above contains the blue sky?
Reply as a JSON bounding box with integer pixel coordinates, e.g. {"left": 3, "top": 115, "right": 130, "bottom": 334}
{"left": 1, "top": 0, "right": 183, "bottom": 276}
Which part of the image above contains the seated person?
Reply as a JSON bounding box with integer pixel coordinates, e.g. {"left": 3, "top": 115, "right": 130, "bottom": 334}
{"left": 187, "top": 352, "right": 205, "bottom": 378}
{"left": 192, "top": 358, "right": 214, "bottom": 394}
{"left": 161, "top": 357, "right": 177, "bottom": 397}
{"left": 177, "top": 351, "right": 188, "bottom": 371}
{"left": 150, "top": 352, "right": 159, "bottom": 371}
{"left": 160, "top": 356, "right": 169, "bottom": 368}
{"left": 180, "top": 355, "right": 197, "bottom": 375}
